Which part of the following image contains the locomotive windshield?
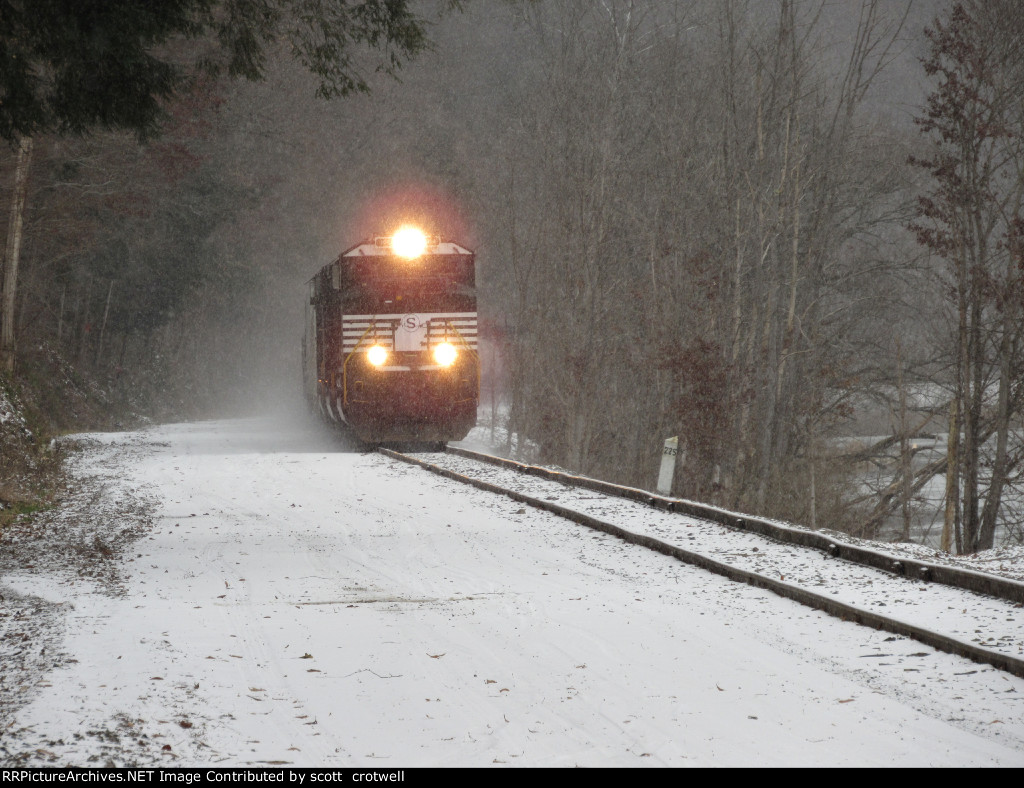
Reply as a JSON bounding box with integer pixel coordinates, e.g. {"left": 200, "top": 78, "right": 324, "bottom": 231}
{"left": 337, "top": 253, "right": 475, "bottom": 314}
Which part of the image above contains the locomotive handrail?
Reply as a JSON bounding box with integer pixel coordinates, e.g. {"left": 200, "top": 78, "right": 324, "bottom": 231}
{"left": 339, "top": 316, "right": 480, "bottom": 408}
{"left": 432, "top": 318, "right": 481, "bottom": 395}
{"left": 342, "top": 320, "right": 392, "bottom": 405}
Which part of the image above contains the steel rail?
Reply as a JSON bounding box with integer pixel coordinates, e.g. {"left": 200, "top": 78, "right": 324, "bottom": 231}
{"left": 445, "top": 446, "right": 1024, "bottom": 606}
{"left": 379, "top": 446, "right": 1024, "bottom": 680}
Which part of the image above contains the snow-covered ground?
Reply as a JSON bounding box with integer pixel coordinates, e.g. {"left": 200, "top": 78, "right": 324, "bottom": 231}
{"left": 1, "top": 415, "right": 1023, "bottom": 767}
{"left": 413, "top": 450, "right": 1024, "bottom": 663}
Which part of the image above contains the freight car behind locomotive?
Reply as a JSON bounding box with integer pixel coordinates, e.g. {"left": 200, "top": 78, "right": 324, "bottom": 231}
{"left": 303, "top": 228, "right": 479, "bottom": 445}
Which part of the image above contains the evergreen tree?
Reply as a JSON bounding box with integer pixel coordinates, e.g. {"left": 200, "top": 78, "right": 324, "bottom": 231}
{"left": 1, "top": 0, "right": 436, "bottom": 372}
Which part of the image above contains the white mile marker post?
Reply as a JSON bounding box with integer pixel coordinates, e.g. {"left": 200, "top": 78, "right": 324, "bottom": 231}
{"left": 657, "top": 436, "right": 679, "bottom": 496}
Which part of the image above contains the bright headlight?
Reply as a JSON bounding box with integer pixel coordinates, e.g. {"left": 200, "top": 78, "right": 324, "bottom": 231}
{"left": 367, "top": 345, "right": 388, "bottom": 366}
{"left": 391, "top": 226, "right": 428, "bottom": 259}
{"left": 433, "top": 342, "right": 457, "bottom": 367}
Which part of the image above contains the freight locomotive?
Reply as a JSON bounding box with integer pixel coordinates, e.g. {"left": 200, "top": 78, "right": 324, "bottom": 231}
{"left": 303, "top": 227, "right": 478, "bottom": 445}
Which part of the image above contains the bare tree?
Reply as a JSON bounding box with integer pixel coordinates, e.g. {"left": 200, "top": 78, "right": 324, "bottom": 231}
{"left": 909, "top": 1, "right": 1024, "bottom": 553}
{"left": 484, "top": 0, "right": 915, "bottom": 530}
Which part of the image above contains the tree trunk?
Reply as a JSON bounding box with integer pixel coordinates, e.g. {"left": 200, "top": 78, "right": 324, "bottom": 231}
{"left": 1, "top": 136, "right": 34, "bottom": 375}
{"left": 96, "top": 280, "right": 115, "bottom": 367}
{"left": 977, "top": 262, "right": 1019, "bottom": 550}
{"left": 896, "top": 340, "right": 913, "bottom": 541}
{"left": 941, "top": 399, "right": 958, "bottom": 553}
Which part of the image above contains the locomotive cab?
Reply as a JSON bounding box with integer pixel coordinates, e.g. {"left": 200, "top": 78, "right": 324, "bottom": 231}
{"left": 304, "top": 230, "right": 478, "bottom": 444}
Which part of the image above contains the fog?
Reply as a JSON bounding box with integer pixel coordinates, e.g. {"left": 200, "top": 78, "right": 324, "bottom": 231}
{"left": 190, "top": 0, "right": 941, "bottom": 417}
{"left": 178, "top": 3, "right": 530, "bottom": 418}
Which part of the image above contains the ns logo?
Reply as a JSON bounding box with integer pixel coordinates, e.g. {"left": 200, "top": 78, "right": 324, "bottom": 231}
{"left": 400, "top": 314, "right": 426, "bottom": 332}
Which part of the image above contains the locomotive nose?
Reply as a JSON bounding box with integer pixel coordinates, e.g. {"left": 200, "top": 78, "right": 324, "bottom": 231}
{"left": 305, "top": 233, "right": 477, "bottom": 444}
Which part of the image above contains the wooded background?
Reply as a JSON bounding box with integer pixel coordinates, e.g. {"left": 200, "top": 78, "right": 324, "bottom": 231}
{"left": 2, "top": 0, "right": 1022, "bottom": 553}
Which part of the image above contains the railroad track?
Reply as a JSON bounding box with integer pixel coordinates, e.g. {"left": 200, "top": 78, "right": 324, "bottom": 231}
{"left": 379, "top": 445, "right": 1024, "bottom": 679}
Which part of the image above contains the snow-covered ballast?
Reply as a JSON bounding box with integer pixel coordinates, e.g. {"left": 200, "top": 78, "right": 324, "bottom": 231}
{"left": 303, "top": 229, "right": 478, "bottom": 443}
